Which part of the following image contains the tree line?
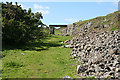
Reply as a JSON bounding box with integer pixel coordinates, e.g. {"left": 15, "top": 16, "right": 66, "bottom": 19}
{"left": 1, "top": 2, "right": 49, "bottom": 46}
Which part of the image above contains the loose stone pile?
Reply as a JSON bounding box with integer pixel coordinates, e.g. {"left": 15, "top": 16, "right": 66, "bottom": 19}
{"left": 70, "top": 30, "right": 120, "bottom": 78}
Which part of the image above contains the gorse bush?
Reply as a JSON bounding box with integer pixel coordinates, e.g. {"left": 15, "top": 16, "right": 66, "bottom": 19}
{"left": 2, "top": 2, "right": 49, "bottom": 46}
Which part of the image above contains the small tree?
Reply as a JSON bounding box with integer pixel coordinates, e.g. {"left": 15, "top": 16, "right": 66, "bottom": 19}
{"left": 2, "top": 2, "right": 48, "bottom": 46}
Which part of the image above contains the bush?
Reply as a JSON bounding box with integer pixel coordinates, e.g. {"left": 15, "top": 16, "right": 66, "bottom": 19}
{"left": 2, "top": 2, "right": 49, "bottom": 46}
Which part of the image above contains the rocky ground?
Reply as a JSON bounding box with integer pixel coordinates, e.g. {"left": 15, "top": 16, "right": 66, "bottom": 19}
{"left": 63, "top": 29, "right": 120, "bottom": 78}
{"left": 60, "top": 11, "right": 120, "bottom": 79}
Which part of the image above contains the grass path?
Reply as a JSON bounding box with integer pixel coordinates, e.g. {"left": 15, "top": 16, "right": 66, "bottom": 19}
{"left": 2, "top": 35, "right": 79, "bottom": 78}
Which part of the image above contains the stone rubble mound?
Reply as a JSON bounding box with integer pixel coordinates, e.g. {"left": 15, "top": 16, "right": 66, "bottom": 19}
{"left": 70, "top": 30, "right": 120, "bottom": 78}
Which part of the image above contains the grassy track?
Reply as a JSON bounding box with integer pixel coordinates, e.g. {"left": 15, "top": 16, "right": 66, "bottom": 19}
{"left": 2, "top": 35, "right": 79, "bottom": 78}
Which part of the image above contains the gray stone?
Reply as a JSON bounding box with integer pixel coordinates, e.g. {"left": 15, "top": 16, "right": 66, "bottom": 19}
{"left": 82, "top": 58, "right": 88, "bottom": 63}
{"left": 94, "top": 64, "right": 100, "bottom": 72}
{"left": 70, "top": 29, "right": 120, "bottom": 78}
{"left": 116, "top": 68, "right": 120, "bottom": 72}
{"left": 109, "top": 49, "right": 115, "bottom": 54}
{"left": 108, "top": 71, "right": 115, "bottom": 75}
{"left": 113, "top": 60, "right": 119, "bottom": 67}
{"left": 99, "top": 63, "right": 105, "bottom": 69}
{"left": 62, "top": 76, "right": 73, "bottom": 80}
{"left": 65, "top": 45, "right": 72, "bottom": 48}
{"left": 76, "top": 65, "right": 81, "bottom": 74}
{"left": 88, "top": 67, "right": 95, "bottom": 72}
{"left": 21, "top": 53, "right": 25, "bottom": 55}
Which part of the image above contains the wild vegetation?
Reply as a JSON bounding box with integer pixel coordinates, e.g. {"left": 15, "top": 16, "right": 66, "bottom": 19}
{"left": 74, "top": 11, "right": 119, "bottom": 33}
{"left": 2, "top": 2, "right": 49, "bottom": 46}
{"left": 1, "top": 2, "right": 80, "bottom": 77}
{"left": 2, "top": 34, "right": 81, "bottom": 78}
{"left": 1, "top": 2, "right": 120, "bottom": 79}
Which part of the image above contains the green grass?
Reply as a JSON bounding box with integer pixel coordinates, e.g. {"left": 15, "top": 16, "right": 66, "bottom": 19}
{"left": 110, "top": 26, "right": 120, "bottom": 31}
{"left": 0, "top": 58, "right": 1, "bottom": 79}
{"left": 87, "top": 76, "right": 95, "bottom": 79}
{"left": 74, "top": 11, "right": 119, "bottom": 36}
{"left": 2, "top": 35, "right": 79, "bottom": 78}
{"left": 55, "top": 29, "right": 63, "bottom": 34}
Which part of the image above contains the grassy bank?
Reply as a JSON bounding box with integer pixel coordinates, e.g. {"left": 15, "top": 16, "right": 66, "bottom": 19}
{"left": 2, "top": 35, "right": 79, "bottom": 78}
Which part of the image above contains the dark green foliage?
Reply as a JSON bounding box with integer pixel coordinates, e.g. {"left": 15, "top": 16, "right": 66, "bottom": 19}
{"left": 111, "top": 26, "right": 120, "bottom": 31}
{"left": 2, "top": 2, "right": 49, "bottom": 46}
{"left": 4, "top": 61, "right": 24, "bottom": 68}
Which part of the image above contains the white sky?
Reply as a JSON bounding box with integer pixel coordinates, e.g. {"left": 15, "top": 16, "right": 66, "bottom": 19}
{"left": 1, "top": 0, "right": 120, "bottom": 2}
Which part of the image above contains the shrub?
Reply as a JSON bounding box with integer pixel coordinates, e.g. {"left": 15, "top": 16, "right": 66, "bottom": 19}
{"left": 2, "top": 2, "right": 49, "bottom": 46}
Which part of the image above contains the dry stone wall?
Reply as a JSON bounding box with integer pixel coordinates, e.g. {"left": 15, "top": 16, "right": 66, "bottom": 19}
{"left": 69, "top": 30, "right": 120, "bottom": 78}
{"left": 60, "top": 23, "right": 78, "bottom": 36}
{"left": 61, "top": 11, "right": 120, "bottom": 79}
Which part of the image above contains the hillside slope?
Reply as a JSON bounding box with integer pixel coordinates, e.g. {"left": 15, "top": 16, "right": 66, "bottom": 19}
{"left": 72, "top": 11, "right": 119, "bottom": 36}
{"left": 58, "top": 11, "right": 120, "bottom": 36}
{"left": 62, "top": 11, "right": 120, "bottom": 78}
